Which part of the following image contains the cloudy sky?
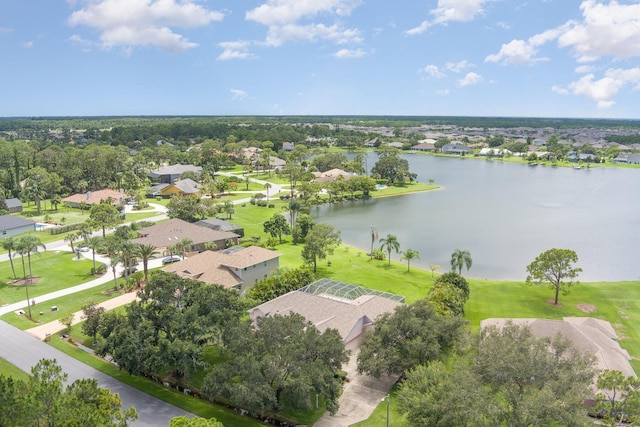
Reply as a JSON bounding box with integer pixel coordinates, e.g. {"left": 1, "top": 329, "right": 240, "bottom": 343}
{"left": 2, "top": 0, "right": 640, "bottom": 118}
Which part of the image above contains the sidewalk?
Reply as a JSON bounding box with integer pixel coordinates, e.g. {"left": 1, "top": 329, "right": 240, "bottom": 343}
{"left": 25, "top": 291, "right": 139, "bottom": 340}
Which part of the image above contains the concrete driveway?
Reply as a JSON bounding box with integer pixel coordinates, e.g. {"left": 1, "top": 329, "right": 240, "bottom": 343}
{"left": 314, "top": 351, "right": 399, "bottom": 427}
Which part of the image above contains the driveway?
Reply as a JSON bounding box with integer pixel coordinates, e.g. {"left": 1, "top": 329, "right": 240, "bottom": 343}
{"left": 314, "top": 351, "right": 399, "bottom": 427}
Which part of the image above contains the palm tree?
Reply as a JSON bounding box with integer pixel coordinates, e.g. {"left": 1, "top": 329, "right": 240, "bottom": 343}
{"left": 135, "top": 243, "right": 159, "bottom": 283}
{"left": 369, "top": 226, "right": 378, "bottom": 260}
{"left": 86, "top": 236, "right": 105, "bottom": 273}
{"left": 16, "top": 235, "right": 46, "bottom": 319}
{"left": 109, "top": 256, "right": 120, "bottom": 291}
{"left": 400, "top": 249, "right": 420, "bottom": 272}
{"left": 177, "top": 238, "right": 193, "bottom": 260}
{"left": 64, "top": 231, "right": 80, "bottom": 254}
{"left": 283, "top": 199, "right": 302, "bottom": 228}
{"left": 379, "top": 234, "right": 400, "bottom": 266}
{"left": 451, "top": 249, "right": 472, "bottom": 275}
{"left": 0, "top": 237, "right": 18, "bottom": 280}
{"left": 264, "top": 182, "right": 272, "bottom": 200}
{"left": 119, "top": 241, "right": 136, "bottom": 282}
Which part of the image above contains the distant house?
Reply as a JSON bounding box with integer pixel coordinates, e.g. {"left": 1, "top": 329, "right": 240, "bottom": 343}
{"left": 412, "top": 142, "right": 436, "bottom": 152}
{"left": 248, "top": 278, "right": 405, "bottom": 351}
{"left": 148, "top": 164, "right": 203, "bottom": 184}
{"left": 567, "top": 151, "right": 596, "bottom": 163}
{"left": 311, "top": 168, "right": 356, "bottom": 184}
{"left": 441, "top": 143, "right": 473, "bottom": 155}
{"left": 282, "top": 142, "right": 295, "bottom": 151}
{"left": 5, "top": 198, "right": 23, "bottom": 213}
{"left": 146, "top": 178, "right": 201, "bottom": 198}
{"left": 478, "top": 148, "right": 511, "bottom": 157}
{"left": 195, "top": 218, "right": 244, "bottom": 237}
{"left": 269, "top": 156, "right": 287, "bottom": 170}
{"left": 62, "top": 189, "right": 128, "bottom": 208}
{"left": 364, "top": 138, "right": 380, "bottom": 148}
{"left": 0, "top": 215, "right": 35, "bottom": 238}
{"left": 481, "top": 317, "right": 636, "bottom": 389}
{"left": 131, "top": 218, "right": 239, "bottom": 255}
{"left": 162, "top": 245, "right": 281, "bottom": 292}
{"left": 387, "top": 141, "right": 404, "bottom": 149}
{"left": 613, "top": 153, "right": 640, "bottom": 164}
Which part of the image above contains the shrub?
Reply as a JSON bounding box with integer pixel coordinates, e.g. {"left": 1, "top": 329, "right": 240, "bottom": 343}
{"left": 371, "top": 248, "right": 385, "bottom": 261}
{"left": 49, "top": 223, "right": 84, "bottom": 235}
{"left": 91, "top": 264, "right": 108, "bottom": 275}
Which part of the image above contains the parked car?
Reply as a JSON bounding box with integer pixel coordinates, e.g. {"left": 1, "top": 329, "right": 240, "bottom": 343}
{"left": 162, "top": 256, "right": 181, "bottom": 265}
{"left": 75, "top": 246, "right": 90, "bottom": 253}
{"left": 120, "top": 266, "right": 138, "bottom": 277}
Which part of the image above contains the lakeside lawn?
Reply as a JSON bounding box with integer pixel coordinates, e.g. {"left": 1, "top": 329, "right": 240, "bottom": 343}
{"left": 0, "top": 251, "right": 97, "bottom": 305}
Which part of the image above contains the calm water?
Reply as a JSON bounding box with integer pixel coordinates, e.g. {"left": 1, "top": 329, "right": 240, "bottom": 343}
{"left": 310, "top": 154, "right": 640, "bottom": 282}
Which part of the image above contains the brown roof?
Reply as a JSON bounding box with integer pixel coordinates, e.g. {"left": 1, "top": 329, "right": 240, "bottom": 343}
{"left": 161, "top": 246, "right": 280, "bottom": 289}
{"left": 132, "top": 218, "right": 238, "bottom": 248}
{"left": 249, "top": 289, "right": 402, "bottom": 343}
{"left": 62, "top": 189, "right": 127, "bottom": 205}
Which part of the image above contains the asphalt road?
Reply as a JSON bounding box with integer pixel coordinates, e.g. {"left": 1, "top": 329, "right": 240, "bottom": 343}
{"left": 0, "top": 320, "right": 193, "bottom": 426}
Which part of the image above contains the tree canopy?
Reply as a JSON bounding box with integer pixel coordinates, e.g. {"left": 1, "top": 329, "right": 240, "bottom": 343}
{"left": 301, "top": 223, "right": 341, "bottom": 272}
{"left": 525, "top": 248, "right": 582, "bottom": 304}
{"left": 357, "top": 299, "right": 467, "bottom": 378}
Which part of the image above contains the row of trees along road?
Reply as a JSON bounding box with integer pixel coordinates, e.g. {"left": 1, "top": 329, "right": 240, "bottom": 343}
{"left": 87, "top": 272, "right": 348, "bottom": 420}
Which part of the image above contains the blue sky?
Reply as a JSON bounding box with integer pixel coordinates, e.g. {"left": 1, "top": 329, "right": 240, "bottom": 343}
{"left": 2, "top": 1, "right": 640, "bottom": 118}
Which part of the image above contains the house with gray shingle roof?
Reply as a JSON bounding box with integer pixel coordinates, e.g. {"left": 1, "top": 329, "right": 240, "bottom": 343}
{"left": 5, "top": 198, "right": 23, "bottom": 213}
{"left": 481, "top": 317, "right": 636, "bottom": 389}
{"left": 148, "top": 164, "right": 203, "bottom": 184}
{"left": 0, "top": 215, "right": 36, "bottom": 238}
{"left": 162, "top": 245, "right": 280, "bottom": 292}
{"left": 249, "top": 279, "right": 404, "bottom": 351}
{"left": 195, "top": 218, "right": 244, "bottom": 237}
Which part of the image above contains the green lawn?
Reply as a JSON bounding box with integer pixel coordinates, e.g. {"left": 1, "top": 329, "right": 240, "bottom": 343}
{"left": 0, "top": 285, "right": 125, "bottom": 330}
{"left": 0, "top": 357, "right": 31, "bottom": 382}
{"left": 0, "top": 251, "right": 97, "bottom": 305}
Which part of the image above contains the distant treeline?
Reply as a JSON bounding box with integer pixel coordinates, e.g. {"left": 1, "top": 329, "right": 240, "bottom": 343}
{"left": 2, "top": 115, "right": 640, "bottom": 132}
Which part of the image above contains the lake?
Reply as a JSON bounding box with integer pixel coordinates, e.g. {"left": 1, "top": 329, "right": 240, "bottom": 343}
{"left": 310, "top": 154, "right": 640, "bottom": 282}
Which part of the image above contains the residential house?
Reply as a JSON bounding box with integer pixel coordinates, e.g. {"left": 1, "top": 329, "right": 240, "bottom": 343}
{"left": 248, "top": 278, "right": 404, "bottom": 351}
{"left": 387, "top": 142, "right": 404, "bottom": 149}
{"left": 567, "top": 151, "right": 596, "bottom": 163}
{"left": 481, "top": 317, "right": 636, "bottom": 390}
{"left": 311, "top": 168, "right": 356, "bottom": 184}
{"left": 441, "top": 143, "right": 473, "bottom": 155}
{"left": 478, "top": 148, "right": 512, "bottom": 157}
{"left": 5, "top": 198, "right": 23, "bottom": 213}
{"left": 195, "top": 218, "right": 244, "bottom": 237}
{"left": 0, "top": 215, "right": 36, "bottom": 238}
{"left": 62, "top": 189, "right": 128, "bottom": 209}
{"left": 162, "top": 245, "right": 280, "bottom": 292}
{"left": 613, "top": 153, "right": 640, "bottom": 164}
{"left": 131, "top": 218, "right": 239, "bottom": 255}
{"left": 148, "top": 164, "right": 203, "bottom": 184}
{"left": 146, "top": 178, "right": 201, "bottom": 198}
{"left": 412, "top": 141, "right": 436, "bottom": 152}
{"left": 282, "top": 142, "right": 295, "bottom": 151}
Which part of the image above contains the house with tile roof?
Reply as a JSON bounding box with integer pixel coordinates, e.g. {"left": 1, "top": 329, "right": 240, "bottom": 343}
{"left": 0, "top": 215, "right": 36, "bottom": 238}
{"left": 132, "top": 218, "right": 239, "bottom": 255}
{"left": 249, "top": 279, "right": 404, "bottom": 351}
{"left": 62, "top": 189, "right": 128, "bottom": 208}
{"left": 162, "top": 245, "right": 280, "bottom": 292}
{"left": 311, "top": 168, "right": 356, "bottom": 184}
{"left": 146, "top": 178, "right": 201, "bottom": 198}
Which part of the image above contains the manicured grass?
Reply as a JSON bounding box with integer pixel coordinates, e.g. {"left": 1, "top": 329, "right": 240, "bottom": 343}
{"left": 351, "top": 387, "right": 408, "bottom": 427}
{"left": 0, "top": 285, "right": 123, "bottom": 330}
{"left": 48, "top": 336, "right": 268, "bottom": 426}
{"left": 0, "top": 251, "right": 97, "bottom": 305}
{"left": 0, "top": 357, "right": 31, "bottom": 382}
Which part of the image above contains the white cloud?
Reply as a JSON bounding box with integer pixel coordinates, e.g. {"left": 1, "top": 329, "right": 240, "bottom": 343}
{"left": 436, "top": 89, "right": 450, "bottom": 96}
{"left": 68, "top": 0, "right": 223, "bottom": 53}
{"left": 485, "top": 39, "right": 547, "bottom": 65}
{"left": 217, "top": 40, "right": 257, "bottom": 61}
{"left": 420, "top": 64, "right": 445, "bottom": 78}
{"left": 458, "top": 71, "right": 483, "bottom": 86}
{"left": 333, "top": 48, "right": 366, "bottom": 58}
{"left": 555, "top": 67, "right": 640, "bottom": 108}
{"left": 22, "top": 41, "right": 34, "bottom": 48}
{"left": 229, "top": 89, "right": 249, "bottom": 100}
{"left": 551, "top": 85, "right": 569, "bottom": 95}
{"left": 575, "top": 65, "right": 594, "bottom": 73}
{"left": 407, "top": 0, "right": 491, "bottom": 35}
{"left": 247, "top": 0, "right": 362, "bottom": 46}
{"left": 558, "top": 0, "right": 640, "bottom": 61}
{"left": 446, "top": 60, "right": 472, "bottom": 73}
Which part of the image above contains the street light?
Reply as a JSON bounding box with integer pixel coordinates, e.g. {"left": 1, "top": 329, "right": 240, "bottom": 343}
{"left": 382, "top": 393, "right": 390, "bottom": 427}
